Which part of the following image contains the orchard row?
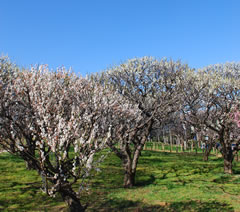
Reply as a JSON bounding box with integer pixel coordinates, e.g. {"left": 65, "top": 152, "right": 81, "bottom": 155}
{"left": 0, "top": 56, "right": 239, "bottom": 211}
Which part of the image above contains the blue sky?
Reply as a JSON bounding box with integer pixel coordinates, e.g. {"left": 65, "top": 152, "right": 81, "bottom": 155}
{"left": 0, "top": 0, "right": 239, "bottom": 76}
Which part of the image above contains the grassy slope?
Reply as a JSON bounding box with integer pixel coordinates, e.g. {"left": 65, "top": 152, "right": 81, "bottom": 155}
{"left": 0, "top": 151, "right": 240, "bottom": 211}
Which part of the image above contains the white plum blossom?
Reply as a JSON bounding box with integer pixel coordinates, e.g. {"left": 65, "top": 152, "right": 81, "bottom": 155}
{"left": 0, "top": 59, "right": 134, "bottom": 210}
{"left": 93, "top": 57, "right": 185, "bottom": 188}
{"left": 182, "top": 62, "right": 240, "bottom": 174}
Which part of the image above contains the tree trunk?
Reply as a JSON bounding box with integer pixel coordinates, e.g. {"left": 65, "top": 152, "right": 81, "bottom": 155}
{"left": 25, "top": 138, "right": 36, "bottom": 170}
{"left": 195, "top": 142, "right": 198, "bottom": 155}
{"left": 223, "top": 150, "right": 234, "bottom": 174}
{"left": 169, "top": 130, "right": 172, "bottom": 153}
{"left": 219, "top": 133, "right": 234, "bottom": 174}
{"left": 25, "top": 160, "right": 36, "bottom": 170}
{"left": 60, "top": 186, "right": 85, "bottom": 212}
{"left": 123, "top": 167, "right": 135, "bottom": 188}
{"left": 184, "top": 141, "right": 187, "bottom": 151}
{"left": 218, "top": 129, "right": 234, "bottom": 174}
{"left": 203, "top": 147, "right": 211, "bottom": 161}
{"left": 203, "top": 151, "right": 209, "bottom": 161}
{"left": 123, "top": 143, "right": 143, "bottom": 188}
{"left": 224, "top": 158, "right": 233, "bottom": 174}
{"left": 176, "top": 137, "right": 180, "bottom": 153}
{"left": 236, "top": 153, "right": 239, "bottom": 162}
{"left": 20, "top": 148, "right": 36, "bottom": 170}
{"left": 123, "top": 157, "right": 135, "bottom": 188}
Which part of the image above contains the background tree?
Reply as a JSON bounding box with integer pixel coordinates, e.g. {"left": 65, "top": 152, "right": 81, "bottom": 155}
{"left": 198, "top": 127, "right": 218, "bottom": 161}
{"left": 182, "top": 63, "right": 240, "bottom": 174}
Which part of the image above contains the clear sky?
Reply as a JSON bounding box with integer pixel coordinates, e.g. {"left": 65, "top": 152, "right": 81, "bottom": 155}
{"left": 0, "top": 0, "right": 239, "bottom": 76}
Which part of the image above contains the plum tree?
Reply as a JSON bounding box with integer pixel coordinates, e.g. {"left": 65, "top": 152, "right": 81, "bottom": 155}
{"left": 94, "top": 57, "right": 186, "bottom": 187}
{"left": 182, "top": 63, "right": 240, "bottom": 173}
{"left": 0, "top": 59, "right": 134, "bottom": 211}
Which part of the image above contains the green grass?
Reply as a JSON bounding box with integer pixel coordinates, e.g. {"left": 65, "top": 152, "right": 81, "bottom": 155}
{"left": 1, "top": 151, "right": 240, "bottom": 211}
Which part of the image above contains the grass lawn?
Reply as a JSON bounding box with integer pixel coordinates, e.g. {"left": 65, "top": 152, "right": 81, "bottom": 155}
{"left": 1, "top": 150, "right": 240, "bottom": 211}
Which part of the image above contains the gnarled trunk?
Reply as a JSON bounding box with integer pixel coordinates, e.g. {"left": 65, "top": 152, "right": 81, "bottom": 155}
{"left": 223, "top": 149, "right": 234, "bottom": 174}
{"left": 123, "top": 165, "right": 135, "bottom": 188}
{"left": 20, "top": 148, "right": 36, "bottom": 170}
{"left": 123, "top": 145, "right": 135, "bottom": 188}
{"left": 219, "top": 131, "right": 234, "bottom": 175}
{"left": 224, "top": 158, "right": 233, "bottom": 174}
{"left": 123, "top": 144, "right": 143, "bottom": 188}
{"left": 110, "top": 119, "right": 154, "bottom": 188}
{"left": 203, "top": 143, "right": 213, "bottom": 161}
{"left": 60, "top": 186, "right": 85, "bottom": 212}
{"left": 25, "top": 138, "right": 36, "bottom": 170}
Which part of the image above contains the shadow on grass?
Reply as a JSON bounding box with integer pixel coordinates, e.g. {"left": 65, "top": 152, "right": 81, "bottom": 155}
{"left": 212, "top": 175, "right": 232, "bottom": 184}
{"left": 0, "top": 181, "right": 41, "bottom": 193}
{"left": 89, "top": 198, "right": 163, "bottom": 212}
{"left": 168, "top": 200, "right": 234, "bottom": 212}
{"left": 232, "top": 169, "right": 240, "bottom": 175}
{"left": 89, "top": 198, "right": 234, "bottom": 212}
{"left": 0, "top": 177, "right": 63, "bottom": 211}
{"left": 211, "top": 157, "right": 223, "bottom": 162}
{"left": 0, "top": 191, "right": 63, "bottom": 211}
{"left": 135, "top": 174, "right": 156, "bottom": 187}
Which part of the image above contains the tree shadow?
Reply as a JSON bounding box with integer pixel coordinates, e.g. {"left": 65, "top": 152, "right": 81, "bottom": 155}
{"left": 140, "top": 157, "right": 164, "bottom": 164}
{"left": 211, "top": 157, "right": 223, "bottom": 162}
{"left": 168, "top": 200, "right": 234, "bottom": 212}
{"left": 0, "top": 179, "right": 64, "bottom": 211}
{"left": 233, "top": 169, "right": 240, "bottom": 174}
{"left": 0, "top": 188, "right": 63, "bottom": 211}
{"left": 135, "top": 174, "right": 156, "bottom": 187}
{"left": 212, "top": 175, "right": 232, "bottom": 184}
{"left": 88, "top": 198, "right": 234, "bottom": 212}
{"left": 90, "top": 198, "right": 163, "bottom": 212}
{"left": 0, "top": 180, "right": 41, "bottom": 193}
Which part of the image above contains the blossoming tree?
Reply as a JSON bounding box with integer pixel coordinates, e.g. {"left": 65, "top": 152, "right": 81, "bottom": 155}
{"left": 182, "top": 63, "right": 240, "bottom": 174}
{"left": 95, "top": 57, "right": 185, "bottom": 187}
{"left": 0, "top": 60, "right": 133, "bottom": 211}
